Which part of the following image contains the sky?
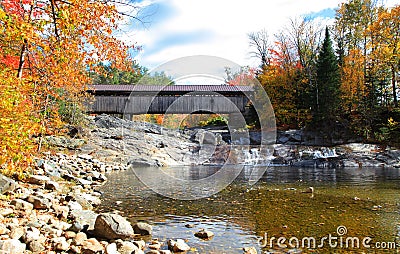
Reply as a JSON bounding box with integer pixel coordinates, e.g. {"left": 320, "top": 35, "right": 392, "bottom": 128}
{"left": 119, "top": 0, "right": 398, "bottom": 71}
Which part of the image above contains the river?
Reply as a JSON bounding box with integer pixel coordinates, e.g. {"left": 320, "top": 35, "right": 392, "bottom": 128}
{"left": 95, "top": 166, "right": 400, "bottom": 253}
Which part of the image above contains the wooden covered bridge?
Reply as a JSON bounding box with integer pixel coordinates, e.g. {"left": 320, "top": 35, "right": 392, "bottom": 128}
{"left": 87, "top": 84, "right": 254, "bottom": 116}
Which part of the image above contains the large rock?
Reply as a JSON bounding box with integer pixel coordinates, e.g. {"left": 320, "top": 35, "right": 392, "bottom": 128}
{"left": 167, "top": 239, "right": 190, "bottom": 252}
{"left": 0, "top": 239, "right": 26, "bottom": 254}
{"left": 69, "top": 209, "right": 98, "bottom": 231}
{"left": 93, "top": 213, "right": 134, "bottom": 240}
{"left": 194, "top": 229, "right": 214, "bottom": 240}
{"left": 0, "top": 175, "right": 18, "bottom": 194}
{"left": 243, "top": 246, "right": 258, "bottom": 254}
{"left": 25, "top": 175, "right": 51, "bottom": 185}
{"left": 26, "top": 195, "right": 51, "bottom": 209}
{"left": 133, "top": 222, "right": 152, "bottom": 236}
{"left": 81, "top": 238, "right": 104, "bottom": 254}
{"left": 10, "top": 198, "right": 34, "bottom": 212}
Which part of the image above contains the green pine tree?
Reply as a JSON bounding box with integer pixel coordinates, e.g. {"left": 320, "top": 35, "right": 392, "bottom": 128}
{"left": 314, "top": 27, "right": 341, "bottom": 123}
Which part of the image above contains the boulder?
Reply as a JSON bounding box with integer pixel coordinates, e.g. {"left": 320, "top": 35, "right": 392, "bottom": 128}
{"left": 0, "top": 239, "right": 26, "bottom": 254}
{"left": 22, "top": 227, "right": 41, "bottom": 243}
{"left": 26, "top": 195, "right": 51, "bottom": 209}
{"left": 69, "top": 209, "right": 98, "bottom": 231}
{"left": 26, "top": 175, "right": 50, "bottom": 185}
{"left": 45, "top": 180, "right": 60, "bottom": 190}
{"left": 10, "top": 199, "right": 34, "bottom": 212}
{"left": 194, "top": 229, "right": 214, "bottom": 240}
{"left": 105, "top": 242, "right": 118, "bottom": 254}
{"left": 243, "top": 246, "right": 258, "bottom": 254}
{"left": 116, "top": 240, "right": 138, "bottom": 254}
{"left": 28, "top": 239, "right": 46, "bottom": 252}
{"left": 133, "top": 222, "right": 152, "bottom": 236}
{"left": 81, "top": 238, "right": 104, "bottom": 254}
{"left": 93, "top": 213, "right": 134, "bottom": 240}
{"left": 167, "top": 239, "right": 190, "bottom": 252}
{"left": 0, "top": 175, "right": 18, "bottom": 194}
{"left": 72, "top": 232, "right": 87, "bottom": 246}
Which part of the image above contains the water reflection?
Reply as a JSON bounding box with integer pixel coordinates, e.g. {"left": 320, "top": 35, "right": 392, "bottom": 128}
{"left": 96, "top": 166, "right": 400, "bottom": 253}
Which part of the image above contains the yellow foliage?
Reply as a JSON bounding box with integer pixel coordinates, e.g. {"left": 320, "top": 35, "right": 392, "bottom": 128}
{"left": 0, "top": 0, "right": 136, "bottom": 175}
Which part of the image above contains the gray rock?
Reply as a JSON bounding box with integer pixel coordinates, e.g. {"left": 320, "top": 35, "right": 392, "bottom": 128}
{"left": 45, "top": 180, "right": 60, "bottom": 190}
{"left": 93, "top": 213, "right": 134, "bottom": 240}
{"left": 81, "top": 193, "right": 101, "bottom": 207}
{"left": 26, "top": 195, "right": 51, "bottom": 209}
{"left": 148, "top": 242, "right": 161, "bottom": 250}
{"left": 243, "top": 246, "right": 258, "bottom": 254}
{"left": 0, "top": 224, "right": 9, "bottom": 235}
{"left": 81, "top": 238, "right": 104, "bottom": 254}
{"left": 28, "top": 239, "right": 46, "bottom": 252}
{"left": 9, "top": 227, "right": 24, "bottom": 240}
{"left": 116, "top": 241, "right": 138, "bottom": 254}
{"left": 132, "top": 240, "right": 146, "bottom": 250}
{"left": 68, "top": 201, "right": 83, "bottom": 211}
{"left": 0, "top": 207, "right": 14, "bottom": 217}
{"left": 69, "top": 222, "right": 84, "bottom": 233}
{"left": 22, "top": 227, "right": 41, "bottom": 243}
{"left": 0, "top": 175, "right": 18, "bottom": 194}
{"left": 54, "top": 237, "right": 70, "bottom": 251}
{"left": 44, "top": 136, "right": 85, "bottom": 149}
{"left": 146, "top": 250, "right": 160, "bottom": 254}
{"left": 105, "top": 242, "right": 118, "bottom": 254}
{"left": 72, "top": 232, "right": 87, "bottom": 246}
{"left": 64, "top": 231, "right": 77, "bottom": 239}
{"left": 167, "top": 239, "right": 190, "bottom": 252}
{"left": 70, "top": 245, "right": 81, "bottom": 254}
{"left": 194, "top": 229, "right": 214, "bottom": 240}
{"left": 133, "top": 222, "right": 152, "bottom": 236}
{"left": 159, "top": 250, "right": 172, "bottom": 254}
{"left": 0, "top": 239, "right": 26, "bottom": 254}
{"left": 43, "top": 161, "right": 62, "bottom": 177}
{"left": 10, "top": 199, "right": 34, "bottom": 212}
{"left": 76, "top": 178, "right": 93, "bottom": 186}
{"left": 53, "top": 204, "right": 70, "bottom": 219}
{"left": 70, "top": 209, "right": 98, "bottom": 231}
{"left": 26, "top": 175, "right": 50, "bottom": 185}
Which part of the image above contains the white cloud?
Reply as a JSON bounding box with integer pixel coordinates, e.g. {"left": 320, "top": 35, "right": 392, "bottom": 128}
{"left": 121, "top": 0, "right": 396, "bottom": 69}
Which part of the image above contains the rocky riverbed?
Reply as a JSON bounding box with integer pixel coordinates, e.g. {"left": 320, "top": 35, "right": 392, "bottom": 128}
{"left": 1, "top": 114, "right": 400, "bottom": 253}
{"left": 46, "top": 114, "right": 400, "bottom": 169}
{"left": 0, "top": 152, "right": 204, "bottom": 253}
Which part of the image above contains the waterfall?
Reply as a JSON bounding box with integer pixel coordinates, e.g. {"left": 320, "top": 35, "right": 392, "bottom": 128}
{"left": 313, "top": 148, "right": 338, "bottom": 159}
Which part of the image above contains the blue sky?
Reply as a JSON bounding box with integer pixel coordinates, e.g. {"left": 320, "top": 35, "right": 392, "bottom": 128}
{"left": 119, "top": 0, "right": 397, "bottom": 70}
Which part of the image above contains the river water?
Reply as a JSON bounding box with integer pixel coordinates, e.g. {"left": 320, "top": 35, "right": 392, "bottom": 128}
{"left": 96, "top": 166, "right": 400, "bottom": 253}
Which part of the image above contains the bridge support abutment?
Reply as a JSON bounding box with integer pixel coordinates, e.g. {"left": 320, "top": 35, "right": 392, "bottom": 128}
{"left": 228, "top": 112, "right": 247, "bottom": 129}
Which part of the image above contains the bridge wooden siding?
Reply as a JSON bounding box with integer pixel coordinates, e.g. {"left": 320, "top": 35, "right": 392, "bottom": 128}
{"left": 87, "top": 85, "right": 254, "bottom": 115}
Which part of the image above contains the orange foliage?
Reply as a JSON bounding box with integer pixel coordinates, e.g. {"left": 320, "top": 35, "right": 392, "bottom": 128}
{"left": 0, "top": 0, "right": 136, "bottom": 175}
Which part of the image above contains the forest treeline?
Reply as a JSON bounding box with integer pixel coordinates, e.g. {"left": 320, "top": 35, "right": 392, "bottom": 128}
{"left": 247, "top": 0, "right": 399, "bottom": 146}
{"left": 0, "top": 0, "right": 399, "bottom": 175}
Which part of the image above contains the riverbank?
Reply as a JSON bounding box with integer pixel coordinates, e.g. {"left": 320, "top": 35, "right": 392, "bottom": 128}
{"left": 1, "top": 114, "right": 399, "bottom": 253}
{"left": 45, "top": 114, "right": 400, "bottom": 169}
{"left": 0, "top": 153, "right": 159, "bottom": 253}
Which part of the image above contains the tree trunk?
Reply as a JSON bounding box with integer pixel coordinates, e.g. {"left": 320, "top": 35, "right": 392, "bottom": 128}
{"left": 392, "top": 65, "right": 398, "bottom": 107}
{"left": 17, "top": 41, "right": 27, "bottom": 79}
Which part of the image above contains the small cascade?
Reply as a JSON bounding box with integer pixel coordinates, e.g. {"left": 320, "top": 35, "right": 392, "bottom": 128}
{"left": 313, "top": 148, "right": 338, "bottom": 159}
{"left": 242, "top": 147, "right": 269, "bottom": 165}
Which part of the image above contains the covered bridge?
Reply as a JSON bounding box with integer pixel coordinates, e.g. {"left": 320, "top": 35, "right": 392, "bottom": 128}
{"left": 87, "top": 84, "right": 254, "bottom": 115}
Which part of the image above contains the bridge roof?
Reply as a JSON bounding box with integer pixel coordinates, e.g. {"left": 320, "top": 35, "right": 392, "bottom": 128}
{"left": 88, "top": 84, "right": 254, "bottom": 93}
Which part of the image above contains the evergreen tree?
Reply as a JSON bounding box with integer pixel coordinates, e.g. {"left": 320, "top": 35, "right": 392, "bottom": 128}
{"left": 314, "top": 27, "right": 341, "bottom": 123}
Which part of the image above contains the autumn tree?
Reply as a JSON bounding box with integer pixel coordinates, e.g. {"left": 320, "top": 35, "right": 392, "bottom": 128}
{"left": 314, "top": 27, "right": 341, "bottom": 123}
{"left": 248, "top": 29, "right": 271, "bottom": 67}
{"left": 0, "top": 0, "right": 137, "bottom": 175}
{"left": 369, "top": 6, "right": 400, "bottom": 107}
